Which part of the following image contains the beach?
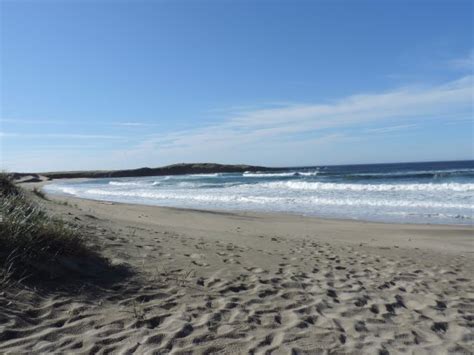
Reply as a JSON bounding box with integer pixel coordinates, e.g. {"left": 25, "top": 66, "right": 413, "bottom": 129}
{"left": 3, "top": 0, "right": 473, "bottom": 352}
{"left": 1, "top": 181, "right": 472, "bottom": 354}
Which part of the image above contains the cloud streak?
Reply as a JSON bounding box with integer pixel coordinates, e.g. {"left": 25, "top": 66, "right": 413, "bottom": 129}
{"left": 364, "top": 124, "right": 419, "bottom": 134}
{"left": 124, "top": 75, "right": 472, "bottom": 164}
{"left": 450, "top": 50, "right": 474, "bottom": 70}
{"left": 0, "top": 132, "right": 126, "bottom": 140}
{"left": 0, "top": 118, "right": 161, "bottom": 128}
{"left": 3, "top": 75, "right": 472, "bottom": 171}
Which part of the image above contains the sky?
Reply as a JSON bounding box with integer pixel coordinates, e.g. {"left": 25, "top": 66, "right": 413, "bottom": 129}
{"left": 1, "top": 0, "right": 473, "bottom": 172}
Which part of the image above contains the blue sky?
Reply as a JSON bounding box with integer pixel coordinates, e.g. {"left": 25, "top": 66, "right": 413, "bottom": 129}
{"left": 1, "top": 0, "right": 473, "bottom": 172}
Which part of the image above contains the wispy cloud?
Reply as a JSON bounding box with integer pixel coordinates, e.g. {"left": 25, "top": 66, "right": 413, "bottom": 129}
{"left": 207, "top": 101, "right": 301, "bottom": 115}
{"left": 114, "top": 122, "right": 161, "bottom": 127}
{"left": 123, "top": 75, "right": 472, "bottom": 163}
{"left": 450, "top": 50, "right": 474, "bottom": 70}
{"left": 365, "top": 124, "right": 419, "bottom": 134}
{"left": 0, "top": 118, "right": 161, "bottom": 128}
{"left": 3, "top": 75, "right": 472, "bottom": 171}
{"left": 0, "top": 132, "right": 126, "bottom": 139}
{"left": 0, "top": 118, "right": 66, "bottom": 124}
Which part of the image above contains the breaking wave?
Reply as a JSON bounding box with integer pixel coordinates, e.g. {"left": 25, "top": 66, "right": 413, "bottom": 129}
{"left": 261, "top": 181, "right": 474, "bottom": 192}
{"left": 44, "top": 161, "right": 474, "bottom": 225}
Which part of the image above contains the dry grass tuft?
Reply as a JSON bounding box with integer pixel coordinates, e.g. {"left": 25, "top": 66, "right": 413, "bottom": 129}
{"left": 0, "top": 173, "right": 97, "bottom": 284}
{"left": 32, "top": 187, "right": 48, "bottom": 200}
{"left": 0, "top": 173, "right": 20, "bottom": 197}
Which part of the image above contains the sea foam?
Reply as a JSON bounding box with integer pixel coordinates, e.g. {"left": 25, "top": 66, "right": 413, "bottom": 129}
{"left": 260, "top": 181, "right": 474, "bottom": 192}
{"left": 43, "top": 161, "right": 474, "bottom": 225}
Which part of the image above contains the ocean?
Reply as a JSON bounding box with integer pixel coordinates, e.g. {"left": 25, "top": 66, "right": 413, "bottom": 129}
{"left": 44, "top": 160, "right": 474, "bottom": 225}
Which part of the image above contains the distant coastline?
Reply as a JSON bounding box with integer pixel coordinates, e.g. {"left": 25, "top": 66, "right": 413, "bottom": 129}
{"left": 12, "top": 160, "right": 473, "bottom": 181}
{"left": 12, "top": 163, "right": 281, "bottom": 180}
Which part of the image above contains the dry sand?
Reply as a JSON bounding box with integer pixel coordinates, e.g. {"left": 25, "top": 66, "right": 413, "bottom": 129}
{"left": 1, "top": 183, "right": 473, "bottom": 354}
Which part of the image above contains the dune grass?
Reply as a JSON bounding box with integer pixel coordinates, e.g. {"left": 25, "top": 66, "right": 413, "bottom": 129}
{"left": 0, "top": 173, "right": 93, "bottom": 283}
{"left": 32, "top": 187, "right": 48, "bottom": 200}
{"left": 0, "top": 172, "right": 20, "bottom": 196}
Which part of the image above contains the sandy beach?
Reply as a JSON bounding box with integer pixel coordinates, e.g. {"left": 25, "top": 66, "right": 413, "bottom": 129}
{"left": 3, "top": 0, "right": 473, "bottom": 352}
{"left": 1, "top": 182, "right": 473, "bottom": 354}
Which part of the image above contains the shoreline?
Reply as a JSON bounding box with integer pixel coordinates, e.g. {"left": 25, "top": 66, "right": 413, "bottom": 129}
{"left": 37, "top": 178, "right": 474, "bottom": 229}
{"left": 3, "top": 178, "right": 473, "bottom": 353}
{"left": 31, "top": 182, "right": 474, "bottom": 255}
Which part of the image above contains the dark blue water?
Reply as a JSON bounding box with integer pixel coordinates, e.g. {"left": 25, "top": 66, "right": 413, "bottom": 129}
{"left": 45, "top": 160, "right": 474, "bottom": 225}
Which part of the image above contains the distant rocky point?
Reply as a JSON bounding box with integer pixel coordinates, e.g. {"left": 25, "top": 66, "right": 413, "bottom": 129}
{"left": 12, "top": 163, "right": 281, "bottom": 180}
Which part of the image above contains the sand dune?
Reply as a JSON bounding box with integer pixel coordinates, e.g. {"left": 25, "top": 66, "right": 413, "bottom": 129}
{"left": 1, "top": 187, "right": 472, "bottom": 354}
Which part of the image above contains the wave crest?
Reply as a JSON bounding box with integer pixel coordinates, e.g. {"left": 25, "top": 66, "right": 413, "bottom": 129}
{"left": 243, "top": 171, "right": 318, "bottom": 177}
{"left": 261, "top": 181, "right": 474, "bottom": 192}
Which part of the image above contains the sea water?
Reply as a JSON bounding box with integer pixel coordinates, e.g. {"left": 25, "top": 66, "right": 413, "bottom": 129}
{"left": 44, "top": 160, "right": 474, "bottom": 225}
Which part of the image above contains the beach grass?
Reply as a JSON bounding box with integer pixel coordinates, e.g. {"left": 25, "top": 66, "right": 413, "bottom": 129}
{"left": 32, "top": 186, "right": 48, "bottom": 200}
{"left": 0, "top": 173, "right": 94, "bottom": 283}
